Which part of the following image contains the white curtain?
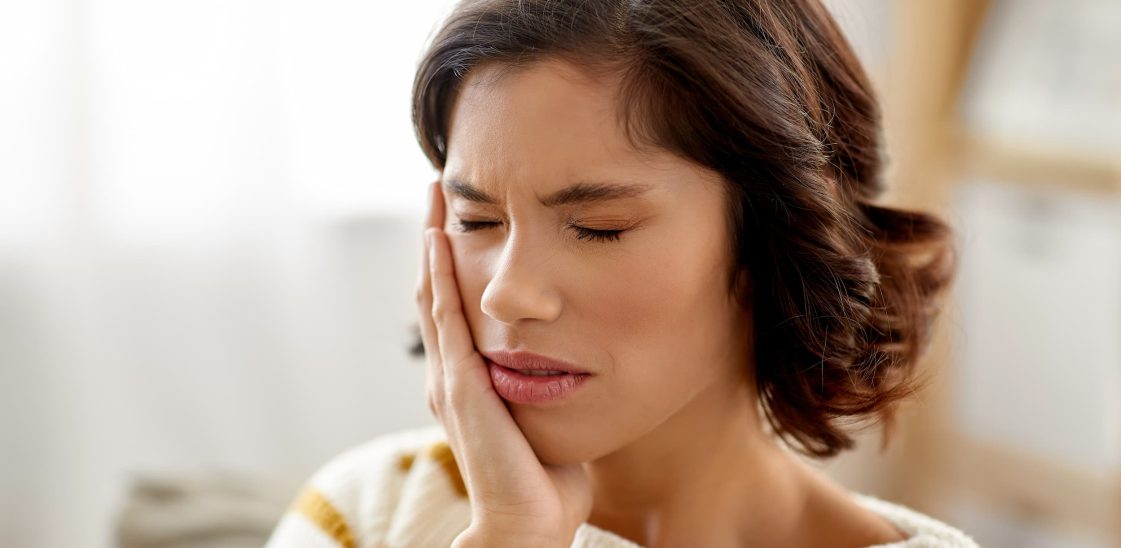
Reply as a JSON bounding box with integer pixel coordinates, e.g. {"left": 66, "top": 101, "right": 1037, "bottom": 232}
{"left": 0, "top": 1, "right": 455, "bottom": 546}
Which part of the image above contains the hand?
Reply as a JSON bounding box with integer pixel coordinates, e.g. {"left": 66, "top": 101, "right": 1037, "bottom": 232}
{"left": 415, "top": 181, "right": 593, "bottom": 547}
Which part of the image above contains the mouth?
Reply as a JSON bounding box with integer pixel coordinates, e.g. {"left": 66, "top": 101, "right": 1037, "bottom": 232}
{"left": 485, "top": 358, "right": 592, "bottom": 405}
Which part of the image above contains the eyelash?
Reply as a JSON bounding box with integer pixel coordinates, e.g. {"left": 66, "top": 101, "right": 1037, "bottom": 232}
{"left": 454, "top": 220, "right": 625, "bottom": 243}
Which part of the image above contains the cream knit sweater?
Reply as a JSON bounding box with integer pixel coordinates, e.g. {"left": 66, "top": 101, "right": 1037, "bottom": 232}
{"left": 264, "top": 426, "right": 978, "bottom": 548}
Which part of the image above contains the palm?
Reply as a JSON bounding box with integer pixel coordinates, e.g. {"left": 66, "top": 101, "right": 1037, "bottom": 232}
{"left": 457, "top": 356, "right": 593, "bottom": 533}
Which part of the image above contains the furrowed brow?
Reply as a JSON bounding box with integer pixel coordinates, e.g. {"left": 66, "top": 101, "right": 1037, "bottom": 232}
{"left": 443, "top": 178, "right": 497, "bottom": 204}
{"left": 442, "top": 178, "right": 651, "bottom": 207}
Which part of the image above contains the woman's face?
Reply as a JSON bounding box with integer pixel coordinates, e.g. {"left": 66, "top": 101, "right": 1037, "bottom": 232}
{"left": 441, "top": 58, "right": 753, "bottom": 465}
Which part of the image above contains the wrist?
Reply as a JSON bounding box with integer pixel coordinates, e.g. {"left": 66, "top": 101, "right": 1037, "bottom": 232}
{"left": 452, "top": 526, "right": 565, "bottom": 548}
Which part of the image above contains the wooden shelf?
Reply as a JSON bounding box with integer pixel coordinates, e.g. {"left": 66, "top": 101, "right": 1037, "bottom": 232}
{"left": 924, "top": 429, "right": 1120, "bottom": 538}
{"left": 846, "top": 0, "right": 1121, "bottom": 545}
{"left": 956, "top": 131, "right": 1121, "bottom": 196}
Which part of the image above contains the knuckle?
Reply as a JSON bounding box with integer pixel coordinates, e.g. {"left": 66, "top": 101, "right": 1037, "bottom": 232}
{"left": 426, "top": 388, "right": 444, "bottom": 417}
{"left": 431, "top": 303, "right": 453, "bottom": 322}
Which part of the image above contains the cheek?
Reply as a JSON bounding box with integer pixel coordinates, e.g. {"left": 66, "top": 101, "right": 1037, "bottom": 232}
{"left": 585, "top": 261, "right": 668, "bottom": 331}
{"left": 587, "top": 232, "right": 735, "bottom": 407}
{"left": 593, "top": 243, "right": 727, "bottom": 352}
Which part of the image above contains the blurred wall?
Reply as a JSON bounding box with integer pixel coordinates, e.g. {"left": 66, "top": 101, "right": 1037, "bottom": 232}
{"left": 3, "top": 1, "right": 1120, "bottom": 547}
{"left": 1, "top": 1, "right": 458, "bottom": 545}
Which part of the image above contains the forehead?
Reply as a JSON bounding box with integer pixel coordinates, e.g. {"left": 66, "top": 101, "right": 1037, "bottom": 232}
{"left": 444, "top": 59, "right": 653, "bottom": 183}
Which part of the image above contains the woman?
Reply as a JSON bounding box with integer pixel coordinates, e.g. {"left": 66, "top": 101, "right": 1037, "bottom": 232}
{"left": 266, "top": 0, "right": 975, "bottom": 546}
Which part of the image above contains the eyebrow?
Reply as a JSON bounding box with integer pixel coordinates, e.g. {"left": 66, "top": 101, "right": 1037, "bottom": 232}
{"left": 443, "top": 178, "right": 652, "bottom": 207}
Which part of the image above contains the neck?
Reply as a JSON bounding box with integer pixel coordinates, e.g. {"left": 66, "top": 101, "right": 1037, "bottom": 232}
{"left": 581, "top": 371, "right": 808, "bottom": 547}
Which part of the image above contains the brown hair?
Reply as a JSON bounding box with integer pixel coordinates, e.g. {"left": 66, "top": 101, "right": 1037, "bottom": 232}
{"left": 408, "top": 0, "right": 957, "bottom": 458}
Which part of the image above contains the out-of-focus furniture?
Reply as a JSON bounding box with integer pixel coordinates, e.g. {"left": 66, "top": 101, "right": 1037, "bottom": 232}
{"left": 115, "top": 470, "right": 295, "bottom": 548}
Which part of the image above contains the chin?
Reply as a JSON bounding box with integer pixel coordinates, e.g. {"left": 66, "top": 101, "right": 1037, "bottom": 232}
{"left": 512, "top": 409, "right": 609, "bottom": 466}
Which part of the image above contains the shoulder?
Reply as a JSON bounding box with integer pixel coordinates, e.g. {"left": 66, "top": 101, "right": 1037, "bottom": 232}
{"left": 852, "top": 493, "right": 980, "bottom": 548}
{"left": 264, "top": 424, "right": 472, "bottom": 548}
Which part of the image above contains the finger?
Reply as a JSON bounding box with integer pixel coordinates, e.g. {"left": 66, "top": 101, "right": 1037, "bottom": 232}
{"left": 426, "top": 227, "right": 478, "bottom": 380}
{"left": 416, "top": 182, "right": 446, "bottom": 419}
{"left": 416, "top": 182, "right": 438, "bottom": 315}
{"left": 427, "top": 180, "right": 446, "bottom": 231}
{"left": 416, "top": 181, "right": 444, "bottom": 299}
{"left": 415, "top": 181, "right": 447, "bottom": 312}
{"left": 419, "top": 237, "right": 444, "bottom": 420}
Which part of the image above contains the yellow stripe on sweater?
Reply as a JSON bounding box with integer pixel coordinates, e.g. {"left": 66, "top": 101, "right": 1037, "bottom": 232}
{"left": 292, "top": 487, "right": 356, "bottom": 548}
{"left": 426, "top": 441, "right": 469, "bottom": 498}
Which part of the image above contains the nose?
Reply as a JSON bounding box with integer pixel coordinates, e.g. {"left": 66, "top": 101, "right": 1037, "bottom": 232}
{"left": 479, "top": 235, "right": 563, "bottom": 325}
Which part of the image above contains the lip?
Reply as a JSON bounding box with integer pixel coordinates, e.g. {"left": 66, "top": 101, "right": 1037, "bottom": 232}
{"left": 486, "top": 358, "right": 592, "bottom": 404}
{"left": 480, "top": 350, "right": 592, "bottom": 375}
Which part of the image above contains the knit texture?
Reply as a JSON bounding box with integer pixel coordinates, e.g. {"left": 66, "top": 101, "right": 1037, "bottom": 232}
{"left": 264, "top": 425, "right": 977, "bottom": 548}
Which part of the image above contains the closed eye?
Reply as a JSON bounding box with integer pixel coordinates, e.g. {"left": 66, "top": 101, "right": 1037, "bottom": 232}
{"left": 453, "top": 219, "right": 624, "bottom": 243}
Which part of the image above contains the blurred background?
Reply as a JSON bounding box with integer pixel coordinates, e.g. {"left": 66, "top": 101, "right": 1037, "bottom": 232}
{"left": 1, "top": 0, "right": 1118, "bottom": 546}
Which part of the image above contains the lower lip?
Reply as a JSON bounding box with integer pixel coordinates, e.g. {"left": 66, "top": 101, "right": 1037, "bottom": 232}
{"left": 486, "top": 359, "right": 591, "bottom": 404}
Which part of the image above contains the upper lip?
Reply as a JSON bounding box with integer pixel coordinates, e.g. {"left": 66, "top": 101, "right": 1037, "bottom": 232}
{"left": 481, "top": 350, "right": 591, "bottom": 375}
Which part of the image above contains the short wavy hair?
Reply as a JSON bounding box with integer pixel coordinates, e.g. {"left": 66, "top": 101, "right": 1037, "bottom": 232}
{"left": 408, "top": 0, "right": 957, "bottom": 458}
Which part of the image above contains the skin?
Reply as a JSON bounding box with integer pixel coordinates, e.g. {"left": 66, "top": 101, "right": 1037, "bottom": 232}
{"left": 416, "top": 58, "right": 907, "bottom": 547}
